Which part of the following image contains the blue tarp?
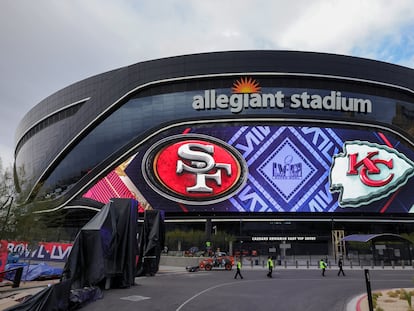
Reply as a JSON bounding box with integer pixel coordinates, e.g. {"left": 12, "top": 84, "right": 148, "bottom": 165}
{"left": 7, "top": 253, "right": 19, "bottom": 264}
{"left": 342, "top": 233, "right": 409, "bottom": 243}
{"left": 5, "top": 262, "right": 63, "bottom": 281}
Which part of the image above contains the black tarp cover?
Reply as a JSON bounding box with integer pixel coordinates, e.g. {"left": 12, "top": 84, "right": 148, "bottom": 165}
{"left": 5, "top": 279, "right": 72, "bottom": 311}
{"left": 136, "top": 210, "right": 165, "bottom": 276}
{"left": 62, "top": 198, "right": 138, "bottom": 289}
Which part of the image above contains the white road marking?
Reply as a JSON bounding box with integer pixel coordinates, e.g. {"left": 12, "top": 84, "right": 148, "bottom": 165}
{"left": 120, "top": 295, "right": 151, "bottom": 302}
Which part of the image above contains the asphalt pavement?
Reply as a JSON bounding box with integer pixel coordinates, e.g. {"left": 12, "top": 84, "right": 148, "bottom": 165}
{"left": 79, "top": 266, "right": 414, "bottom": 311}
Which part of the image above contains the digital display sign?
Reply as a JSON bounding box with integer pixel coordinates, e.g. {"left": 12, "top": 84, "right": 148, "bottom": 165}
{"left": 83, "top": 124, "right": 414, "bottom": 214}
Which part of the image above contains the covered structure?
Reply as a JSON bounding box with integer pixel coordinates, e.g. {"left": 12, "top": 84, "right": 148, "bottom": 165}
{"left": 342, "top": 234, "right": 413, "bottom": 265}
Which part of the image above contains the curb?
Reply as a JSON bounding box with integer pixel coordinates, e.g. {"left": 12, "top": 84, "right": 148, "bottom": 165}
{"left": 355, "top": 294, "right": 366, "bottom": 311}
{"left": 346, "top": 294, "right": 366, "bottom": 311}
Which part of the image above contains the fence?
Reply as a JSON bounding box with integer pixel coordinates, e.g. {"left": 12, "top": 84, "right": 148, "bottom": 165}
{"left": 160, "top": 253, "right": 414, "bottom": 270}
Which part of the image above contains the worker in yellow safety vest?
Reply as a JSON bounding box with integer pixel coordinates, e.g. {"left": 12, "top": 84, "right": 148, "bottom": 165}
{"left": 319, "top": 259, "right": 327, "bottom": 277}
{"left": 234, "top": 258, "right": 243, "bottom": 279}
{"left": 267, "top": 256, "right": 274, "bottom": 278}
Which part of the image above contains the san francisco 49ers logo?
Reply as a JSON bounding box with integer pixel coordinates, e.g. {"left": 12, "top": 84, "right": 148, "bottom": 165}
{"left": 330, "top": 141, "right": 414, "bottom": 208}
{"left": 142, "top": 134, "right": 248, "bottom": 205}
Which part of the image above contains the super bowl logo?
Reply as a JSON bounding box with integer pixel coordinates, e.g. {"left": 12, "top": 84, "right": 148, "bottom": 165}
{"left": 330, "top": 141, "right": 414, "bottom": 208}
{"left": 142, "top": 134, "right": 248, "bottom": 205}
{"left": 273, "top": 155, "right": 302, "bottom": 179}
{"left": 257, "top": 137, "right": 316, "bottom": 203}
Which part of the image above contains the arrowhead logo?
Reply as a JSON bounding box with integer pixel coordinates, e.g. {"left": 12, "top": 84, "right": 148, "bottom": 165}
{"left": 330, "top": 141, "right": 414, "bottom": 208}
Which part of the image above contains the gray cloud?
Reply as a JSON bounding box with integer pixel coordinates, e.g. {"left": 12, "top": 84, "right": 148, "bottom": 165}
{"left": 1, "top": 0, "right": 414, "bottom": 167}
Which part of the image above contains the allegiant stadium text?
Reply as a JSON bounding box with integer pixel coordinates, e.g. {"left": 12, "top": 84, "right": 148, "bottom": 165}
{"left": 192, "top": 90, "right": 372, "bottom": 114}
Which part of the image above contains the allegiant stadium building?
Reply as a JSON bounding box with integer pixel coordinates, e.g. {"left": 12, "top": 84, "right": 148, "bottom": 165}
{"left": 14, "top": 51, "right": 414, "bottom": 257}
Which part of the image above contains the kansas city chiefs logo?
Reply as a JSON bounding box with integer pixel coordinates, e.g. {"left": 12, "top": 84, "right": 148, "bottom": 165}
{"left": 330, "top": 141, "right": 414, "bottom": 208}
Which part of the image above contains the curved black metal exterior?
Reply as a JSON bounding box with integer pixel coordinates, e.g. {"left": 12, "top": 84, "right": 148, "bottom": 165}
{"left": 14, "top": 51, "right": 414, "bottom": 217}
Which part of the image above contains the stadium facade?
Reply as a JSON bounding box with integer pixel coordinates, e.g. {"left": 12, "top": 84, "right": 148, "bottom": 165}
{"left": 14, "top": 51, "right": 414, "bottom": 258}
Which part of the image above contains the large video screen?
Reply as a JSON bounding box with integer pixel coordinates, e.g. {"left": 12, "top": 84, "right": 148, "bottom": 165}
{"left": 83, "top": 123, "right": 414, "bottom": 214}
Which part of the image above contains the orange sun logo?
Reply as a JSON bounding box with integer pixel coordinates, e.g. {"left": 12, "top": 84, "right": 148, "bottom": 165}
{"left": 232, "top": 77, "right": 261, "bottom": 94}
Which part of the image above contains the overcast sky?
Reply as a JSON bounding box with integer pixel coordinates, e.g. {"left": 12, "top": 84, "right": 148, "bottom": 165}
{"left": 1, "top": 0, "right": 414, "bottom": 168}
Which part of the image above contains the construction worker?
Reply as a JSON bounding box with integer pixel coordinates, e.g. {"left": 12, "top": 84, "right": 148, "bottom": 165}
{"left": 319, "top": 258, "right": 327, "bottom": 277}
{"left": 267, "top": 256, "right": 274, "bottom": 278}
{"left": 234, "top": 258, "right": 243, "bottom": 279}
{"left": 337, "top": 258, "right": 345, "bottom": 276}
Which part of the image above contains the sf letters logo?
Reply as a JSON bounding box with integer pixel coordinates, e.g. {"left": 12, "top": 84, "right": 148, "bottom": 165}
{"left": 176, "top": 143, "right": 231, "bottom": 193}
{"left": 347, "top": 151, "right": 394, "bottom": 187}
{"left": 143, "top": 134, "right": 247, "bottom": 205}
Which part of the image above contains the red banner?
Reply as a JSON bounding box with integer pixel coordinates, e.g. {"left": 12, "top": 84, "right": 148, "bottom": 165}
{"left": 0, "top": 240, "right": 8, "bottom": 279}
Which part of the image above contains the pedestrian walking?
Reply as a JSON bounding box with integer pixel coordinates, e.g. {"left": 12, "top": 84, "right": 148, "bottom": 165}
{"left": 234, "top": 258, "right": 243, "bottom": 279}
{"left": 337, "top": 258, "right": 345, "bottom": 276}
{"left": 267, "top": 256, "right": 274, "bottom": 278}
{"left": 319, "top": 258, "right": 327, "bottom": 277}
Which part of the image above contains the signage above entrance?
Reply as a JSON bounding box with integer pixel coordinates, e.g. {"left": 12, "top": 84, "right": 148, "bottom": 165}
{"left": 192, "top": 77, "right": 373, "bottom": 114}
{"left": 252, "top": 236, "right": 317, "bottom": 241}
